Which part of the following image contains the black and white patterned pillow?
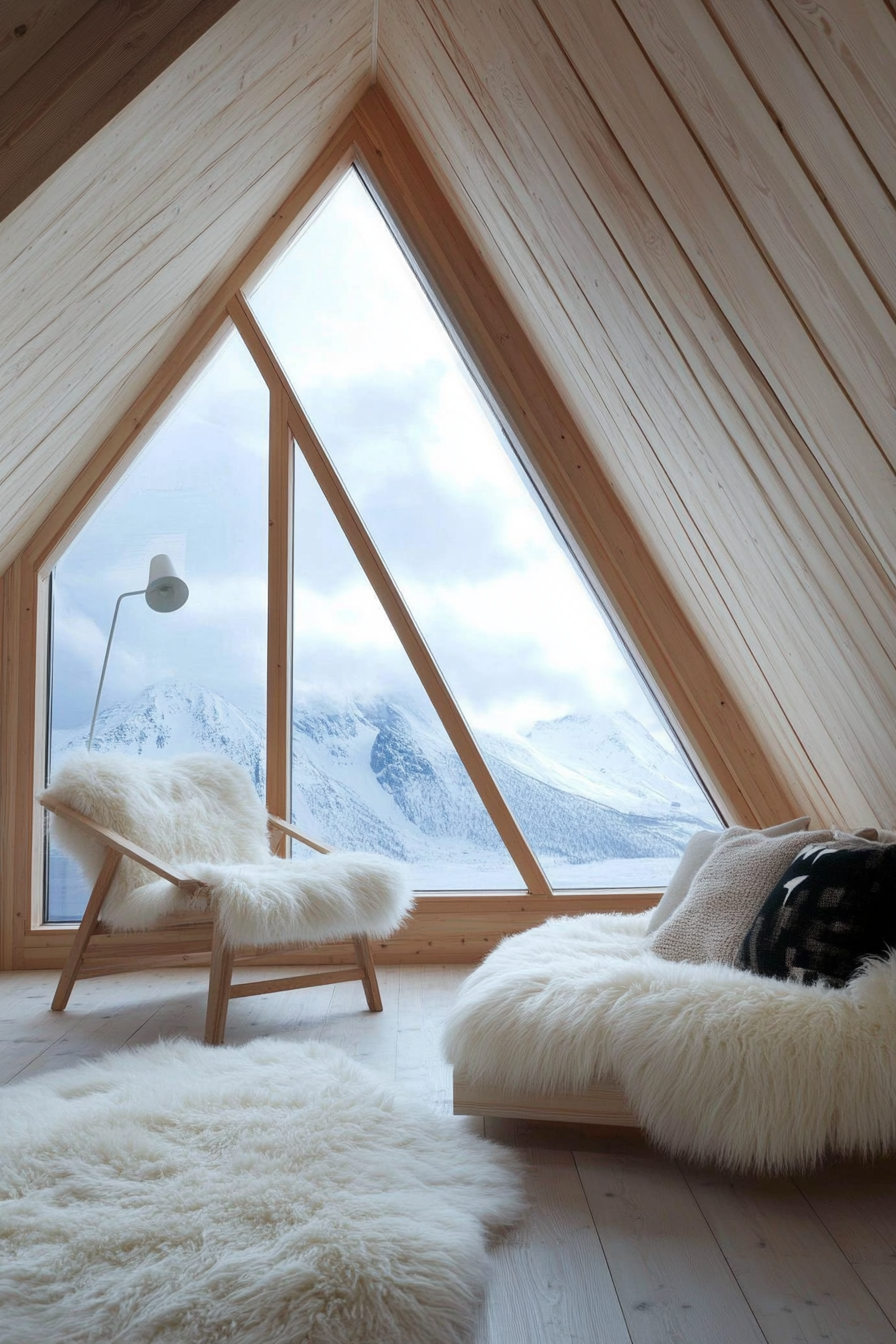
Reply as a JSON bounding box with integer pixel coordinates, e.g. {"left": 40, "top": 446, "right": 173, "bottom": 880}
{"left": 736, "top": 842, "right": 896, "bottom": 988}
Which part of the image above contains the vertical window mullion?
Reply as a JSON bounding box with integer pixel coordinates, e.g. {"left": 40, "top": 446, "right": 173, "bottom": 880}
{"left": 265, "top": 381, "right": 294, "bottom": 846}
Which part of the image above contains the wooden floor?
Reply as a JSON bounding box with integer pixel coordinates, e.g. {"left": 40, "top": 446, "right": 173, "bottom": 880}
{"left": 1, "top": 963, "right": 895, "bottom": 1344}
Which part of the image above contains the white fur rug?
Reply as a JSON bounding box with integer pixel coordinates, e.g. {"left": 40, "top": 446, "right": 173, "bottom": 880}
{"left": 443, "top": 912, "right": 896, "bottom": 1172}
{"left": 45, "top": 753, "right": 414, "bottom": 946}
{"left": 0, "top": 1040, "right": 524, "bottom": 1344}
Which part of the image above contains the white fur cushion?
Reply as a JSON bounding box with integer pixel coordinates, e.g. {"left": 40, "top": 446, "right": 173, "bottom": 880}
{"left": 44, "top": 752, "right": 413, "bottom": 947}
{"left": 651, "top": 827, "right": 832, "bottom": 965}
{"left": 443, "top": 911, "right": 896, "bottom": 1171}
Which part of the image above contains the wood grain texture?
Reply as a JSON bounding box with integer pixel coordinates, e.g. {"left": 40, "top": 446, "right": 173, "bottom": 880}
{"left": 265, "top": 383, "right": 292, "bottom": 829}
{"left": 704, "top": 0, "right": 896, "bottom": 319}
{"left": 796, "top": 1159, "right": 896, "bottom": 1329}
{"left": 575, "top": 1145, "right": 767, "bottom": 1344}
{"left": 475, "top": 1148, "right": 633, "bottom": 1344}
{"left": 0, "top": 0, "right": 371, "bottom": 574}
{"left": 377, "top": 0, "right": 896, "bottom": 827}
{"left": 454, "top": 1072, "right": 639, "bottom": 1127}
{"left": 0, "top": 1, "right": 95, "bottom": 98}
{"left": 616, "top": 0, "right": 896, "bottom": 478}
{"left": 768, "top": 0, "right": 896, "bottom": 201}
{"left": 682, "top": 1164, "right": 896, "bottom": 1343}
{"left": 0, "top": 0, "right": 245, "bottom": 223}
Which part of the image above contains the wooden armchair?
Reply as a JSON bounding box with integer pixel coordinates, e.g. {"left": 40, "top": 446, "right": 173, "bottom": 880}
{"left": 41, "top": 753, "right": 413, "bottom": 1045}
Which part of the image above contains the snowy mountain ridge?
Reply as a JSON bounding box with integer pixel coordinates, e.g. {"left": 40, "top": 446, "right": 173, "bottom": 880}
{"left": 52, "top": 679, "right": 719, "bottom": 885}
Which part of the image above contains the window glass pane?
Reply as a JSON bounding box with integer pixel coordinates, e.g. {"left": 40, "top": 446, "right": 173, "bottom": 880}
{"left": 46, "top": 330, "right": 268, "bottom": 921}
{"left": 291, "top": 446, "right": 523, "bottom": 890}
{"left": 250, "top": 170, "right": 719, "bottom": 890}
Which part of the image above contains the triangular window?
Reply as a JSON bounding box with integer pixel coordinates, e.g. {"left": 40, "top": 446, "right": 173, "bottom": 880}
{"left": 45, "top": 166, "right": 718, "bottom": 919}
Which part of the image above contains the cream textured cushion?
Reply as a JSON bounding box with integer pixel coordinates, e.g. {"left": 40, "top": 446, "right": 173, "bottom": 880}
{"left": 646, "top": 816, "right": 811, "bottom": 935}
{"left": 646, "top": 830, "right": 719, "bottom": 934}
{"left": 652, "top": 827, "right": 832, "bottom": 966}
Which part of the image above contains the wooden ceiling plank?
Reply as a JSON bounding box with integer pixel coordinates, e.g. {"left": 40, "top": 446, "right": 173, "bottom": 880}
{"left": 0, "top": 0, "right": 95, "bottom": 99}
{"left": 519, "top": 5, "right": 894, "bottom": 638}
{"left": 616, "top": 0, "right": 896, "bottom": 479}
{"left": 0, "top": 0, "right": 250, "bottom": 224}
{"left": 768, "top": 0, "right": 896, "bottom": 202}
{"left": 705, "top": 0, "right": 896, "bottom": 322}
{"left": 0, "top": 0, "right": 372, "bottom": 575}
{"left": 535, "top": 0, "right": 896, "bottom": 589}
{"left": 1, "top": 1, "right": 209, "bottom": 207}
{"left": 372, "top": 12, "right": 866, "bottom": 830}
{"left": 377, "top": 0, "right": 895, "bottom": 824}
{"left": 378, "top": 0, "right": 895, "bottom": 654}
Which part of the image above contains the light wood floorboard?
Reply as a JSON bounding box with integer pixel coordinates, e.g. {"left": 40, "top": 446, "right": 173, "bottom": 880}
{"left": 2, "top": 966, "right": 894, "bottom": 1344}
{"left": 681, "top": 1165, "right": 896, "bottom": 1344}
{"left": 795, "top": 1159, "right": 896, "bottom": 1331}
{"left": 474, "top": 1147, "right": 632, "bottom": 1344}
{"left": 575, "top": 1140, "right": 766, "bottom": 1344}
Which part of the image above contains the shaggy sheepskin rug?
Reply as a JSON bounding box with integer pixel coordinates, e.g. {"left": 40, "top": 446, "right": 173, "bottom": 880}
{"left": 0, "top": 1039, "right": 524, "bottom": 1344}
{"left": 45, "top": 752, "right": 413, "bottom": 946}
{"left": 443, "top": 912, "right": 896, "bottom": 1173}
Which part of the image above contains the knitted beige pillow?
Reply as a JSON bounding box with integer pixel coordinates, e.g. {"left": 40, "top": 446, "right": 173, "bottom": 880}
{"left": 652, "top": 827, "right": 833, "bottom": 966}
{"left": 646, "top": 830, "right": 719, "bottom": 935}
{"left": 645, "top": 816, "right": 811, "bottom": 936}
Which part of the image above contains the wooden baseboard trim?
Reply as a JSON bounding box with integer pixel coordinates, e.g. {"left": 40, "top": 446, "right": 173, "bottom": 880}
{"left": 453, "top": 1071, "right": 639, "bottom": 1127}
{"left": 13, "top": 892, "right": 658, "bottom": 970}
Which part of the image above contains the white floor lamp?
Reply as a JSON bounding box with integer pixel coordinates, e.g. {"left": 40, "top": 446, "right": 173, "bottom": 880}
{"left": 87, "top": 554, "right": 189, "bottom": 750}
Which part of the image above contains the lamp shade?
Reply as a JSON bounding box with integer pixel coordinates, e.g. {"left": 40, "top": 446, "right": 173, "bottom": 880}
{"left": 144, "top": 554, "right": 189, "bottom": 613}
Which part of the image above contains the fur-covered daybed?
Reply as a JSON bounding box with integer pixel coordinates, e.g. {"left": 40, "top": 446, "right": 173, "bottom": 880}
{"left": 444, "top": 826, "right": 896, "bottom": 1173}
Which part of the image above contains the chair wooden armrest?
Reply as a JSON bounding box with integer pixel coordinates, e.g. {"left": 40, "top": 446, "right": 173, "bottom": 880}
{"left": 267, "top": 813, "right": 333, "bottom": 854}
{"left": 42, "top": 794, "right": 206, "bottom": 894}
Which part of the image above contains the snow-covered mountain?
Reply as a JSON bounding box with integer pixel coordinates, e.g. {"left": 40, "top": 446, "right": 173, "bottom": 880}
{"left": 52, "top": 679, "right": 719, "bottom": 893}
{"left": 55, "top": 680, "right": 266, "bottom": 791}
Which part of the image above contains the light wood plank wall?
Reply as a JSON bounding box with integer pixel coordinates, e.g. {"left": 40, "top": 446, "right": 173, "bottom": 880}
{"left": 377, "top": 0, "right": 896, "bottom": 829}
{"left": 0, "top": 0, "right": 373, "bottom": 575}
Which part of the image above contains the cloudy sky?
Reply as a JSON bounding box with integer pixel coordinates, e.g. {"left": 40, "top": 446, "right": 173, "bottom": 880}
{"left": 51, "top": 170, "right": 686, "bottom": 767}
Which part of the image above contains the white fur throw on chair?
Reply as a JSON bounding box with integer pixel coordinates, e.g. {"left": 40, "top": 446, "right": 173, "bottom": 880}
{"left": 443, "top": 911, "right": 896, "bottom": 1172}
{"left": 46, "top": 753, "right": 413, "bottom": 948}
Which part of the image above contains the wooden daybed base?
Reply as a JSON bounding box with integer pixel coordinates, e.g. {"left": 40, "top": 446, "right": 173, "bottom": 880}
{"left": 453, "top": 1072, "right": 639, "bottom": 1127}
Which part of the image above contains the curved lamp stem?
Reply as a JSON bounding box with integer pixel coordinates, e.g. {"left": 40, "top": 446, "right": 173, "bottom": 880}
{"left": 87, "top": 590, "right": 145, "bottom": 751}
{"left": 86, "top": 555, "right": 189, "bottom": 752}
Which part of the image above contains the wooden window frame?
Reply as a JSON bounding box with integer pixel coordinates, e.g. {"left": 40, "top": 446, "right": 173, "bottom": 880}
{"left": 0, "top": 88, "right": 799, "bottom": 971}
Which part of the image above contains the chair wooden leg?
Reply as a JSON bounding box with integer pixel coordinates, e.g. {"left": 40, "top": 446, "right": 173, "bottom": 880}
{"left": 51, "top": 848, "right": 122, "bottom": 1011}
{"left": 352, "top": 935, "right": 383, "bottom": 1012}
{"left": 205, "top": 919, "right": 235, "bottom": 1045}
